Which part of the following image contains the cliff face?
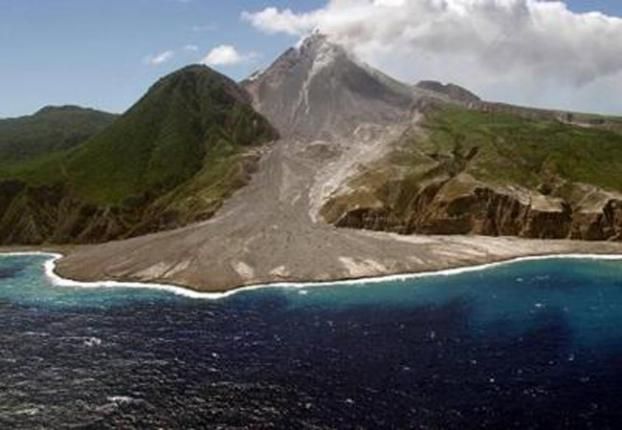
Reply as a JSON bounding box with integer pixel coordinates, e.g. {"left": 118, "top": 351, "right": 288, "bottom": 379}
{"left": 323, "top": 173, "right": 622, "bottom": 241}
{"left": 320, "top": 102, "right": 622, "bottom": 241}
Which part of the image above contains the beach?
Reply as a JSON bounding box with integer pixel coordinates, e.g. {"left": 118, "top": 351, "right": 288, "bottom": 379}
{"left": 3, "top": 237, "right": 622, "bottom": 296}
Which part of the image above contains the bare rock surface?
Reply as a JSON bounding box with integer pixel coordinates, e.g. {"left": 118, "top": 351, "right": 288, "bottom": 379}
{"left": 243, "top": 33, "right": 417, "bottom": 140}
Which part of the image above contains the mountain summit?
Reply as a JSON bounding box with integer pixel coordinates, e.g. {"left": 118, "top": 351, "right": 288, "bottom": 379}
{"left": 243, "top": 33, "right": 415, "bottom": 139}
{"left": 66, "top": 65, "right": 276, "bottom": 205}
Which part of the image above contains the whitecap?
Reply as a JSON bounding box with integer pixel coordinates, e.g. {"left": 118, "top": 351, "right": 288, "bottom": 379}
{"left": 107, "top": 396, "right": 135, "bottom": 404}
{"left": 83, "top": 337, "right": 102, "bottom": 347}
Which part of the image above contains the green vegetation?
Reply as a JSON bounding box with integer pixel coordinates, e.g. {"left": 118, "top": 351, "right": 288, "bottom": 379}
{"left": 62, "top": 66, "right": 275, "bottom": 205}
{"left": 415, "top": 106, "right": 622, "bottom": 191}
{"left": 0, "top": 105, "right": 116, "bottom": 165}
{"left": 139, "top": 137, "right": 261, "bottom": 228}
{"left": 0, "top": 65, "right": 277, "bottom": 244}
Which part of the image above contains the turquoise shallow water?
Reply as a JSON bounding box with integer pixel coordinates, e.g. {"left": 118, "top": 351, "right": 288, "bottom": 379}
{"left": 2, "top": 254, "right": 622, "bottom": 428}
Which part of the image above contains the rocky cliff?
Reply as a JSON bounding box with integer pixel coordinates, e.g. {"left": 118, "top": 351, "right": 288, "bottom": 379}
{"left": 323, "top": 173, "right": 622, "bottom": 241}
{"left": 320, "top": 103, "right": 622, "bottom": 241}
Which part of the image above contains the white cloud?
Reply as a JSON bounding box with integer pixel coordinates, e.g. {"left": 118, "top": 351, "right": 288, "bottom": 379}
{"left": 183, "top": 44, "right": 199, "bottom": 52}
{"left": 242, "top": 0, "right": 622, "bottom": 114}
{"left": 241, "top": 7, "right": 318, "bottom": 36}
{"left": 144, "top": 50, "right": 175, "bottom": 66}
{"left": 201, "top": 45, "right": 257, "bottom": 67}
{"left": 373, "top": 0, "right": 404, "bottom": 6}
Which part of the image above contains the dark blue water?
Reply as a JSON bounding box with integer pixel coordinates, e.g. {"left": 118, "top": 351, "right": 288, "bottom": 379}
{"left": 2, "top": 255, "right": 622, "bottom": 429}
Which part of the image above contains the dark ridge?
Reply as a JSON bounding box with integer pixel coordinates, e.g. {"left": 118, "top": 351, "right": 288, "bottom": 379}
{"left": 415, "top": 80, "right": 481, "bottom": 104}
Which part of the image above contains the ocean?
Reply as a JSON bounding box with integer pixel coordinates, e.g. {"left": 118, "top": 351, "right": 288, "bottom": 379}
{"left": 2, "top": 253, "right": 622, "bottom": 429}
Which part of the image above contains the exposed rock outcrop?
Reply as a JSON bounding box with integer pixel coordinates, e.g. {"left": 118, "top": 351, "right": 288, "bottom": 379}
{"left": 415, "top": 81, "right": 481, "bottom": 104}
{"left": 323, "top": 173, "right": 622, "bottom": 241}
{"left": 569, "top": 186, "right": 622, "bottom": 240}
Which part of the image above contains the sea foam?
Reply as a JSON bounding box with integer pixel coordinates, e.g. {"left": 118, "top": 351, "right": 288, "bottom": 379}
{"left": 1, "top": 251, "right": 622, "bottom": 300}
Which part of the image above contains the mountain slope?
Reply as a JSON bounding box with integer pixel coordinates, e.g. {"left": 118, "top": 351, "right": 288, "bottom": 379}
{"left": 243, "top": 33, "right": 416, "bottom": 139}
{"left": 243, "top": 33, "right": 431, "bottom": 218}
{"left": 0, "top": 65, "right": 277, "bottom": 244}
{"left": 64, "top": 65, "right": 276, "bottom": 205}
{"left": 0, "top": 106, "right": 116, "bottom": 165}
{"left": 321, "top": 105, "right": 622, "bottom": 240}
{"left": 243, "top": 33, "right": 622, "bottom": 241}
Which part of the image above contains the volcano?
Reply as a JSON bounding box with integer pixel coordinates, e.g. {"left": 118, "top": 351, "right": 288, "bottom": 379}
{"left": 2, "top": 33, "right": 620, "bottom": 292}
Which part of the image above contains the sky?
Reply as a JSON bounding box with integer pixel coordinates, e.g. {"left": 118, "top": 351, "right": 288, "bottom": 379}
{"left": 1, "top": 0, "right": 621, "bottom": 118}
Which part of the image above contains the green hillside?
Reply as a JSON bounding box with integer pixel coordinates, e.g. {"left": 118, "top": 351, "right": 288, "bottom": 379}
{"left": 0, "top": 105, "right": 116, "bottom": 165}
{"left": 0, "top": 65, "right": 277, "bottom": 244}
{"left": 416, "top": 106, "right": 622, "bottom": 191}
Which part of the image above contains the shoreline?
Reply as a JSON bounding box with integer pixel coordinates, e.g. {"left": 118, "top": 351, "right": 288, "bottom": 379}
{"left": 2, "top": 250, "right": 622, "bottom": 301}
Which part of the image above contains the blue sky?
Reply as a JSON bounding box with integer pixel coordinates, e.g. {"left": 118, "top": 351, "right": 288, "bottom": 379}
{"left": 0, "top": 0, "right": 322, "bottom": 117}
{"left": 566, "top": 0, "right": 622, "bottom": 14}
{"left": 1, "top": 0, "right": 621, "bottom": 118}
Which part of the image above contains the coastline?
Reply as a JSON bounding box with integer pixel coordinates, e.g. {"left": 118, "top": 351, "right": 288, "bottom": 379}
{"left": 35, "top": 137, "right": 622, "bottom": 295}
{"left": 2, "top": 249, "right": 622, "bottom": 301}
